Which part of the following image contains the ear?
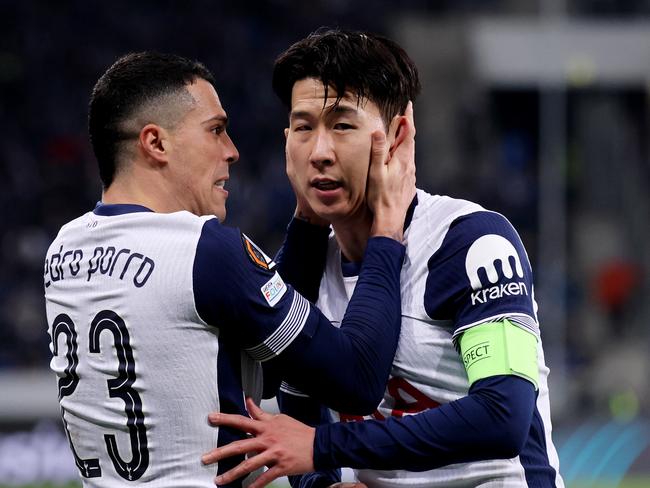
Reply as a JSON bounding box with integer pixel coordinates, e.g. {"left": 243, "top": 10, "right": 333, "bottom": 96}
{"left": 387, "top": 102, "right": 415, "bottom": 159}
{"left": 387, "top": 115, "right": 407, "bottom": 159}
{"left": 284, "top": 127, "right": 289, "bottom": 139}
{"left": 139, "top": 124, "right": 169, "bottom": 165}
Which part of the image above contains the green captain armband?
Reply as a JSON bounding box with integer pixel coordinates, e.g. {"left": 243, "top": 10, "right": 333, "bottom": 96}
{"left": 459, "top": 319, "right": 539, "bottom": 390}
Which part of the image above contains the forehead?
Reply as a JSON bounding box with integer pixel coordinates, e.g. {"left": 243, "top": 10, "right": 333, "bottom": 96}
{"left": 185, "top": 78, "right": 226, "bottom": 119}
{"left": 290, "top": 77, "right": 380, "bottom": 117}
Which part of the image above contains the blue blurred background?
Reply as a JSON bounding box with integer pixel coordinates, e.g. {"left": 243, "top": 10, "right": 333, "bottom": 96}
{"left": 0, "top": 0, "right": 649, "bottom": 486}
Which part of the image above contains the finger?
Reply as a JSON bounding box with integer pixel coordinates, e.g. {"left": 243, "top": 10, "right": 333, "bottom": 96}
{"left": 245, "top": 397, "right": 270, "bottom": 421}
{"left": 202, "top": 438, "right": 265, "bottom": 465}
{"left": 245, "top": 465, "right": 286, "bottom": 488}
{"left": 370, "top": 131, "right": 388, "bottom": 167}
{"left": 208, "top": 412, "right": 260, "bottom": 434}
{"left": 387, "top": 112, "right": 402, "bottom": 142}
{"left": 214, "top": 451, "right": 275, "bottom": 486}
{"left": 405, "top": 101, "right": 415, "bottom": 133}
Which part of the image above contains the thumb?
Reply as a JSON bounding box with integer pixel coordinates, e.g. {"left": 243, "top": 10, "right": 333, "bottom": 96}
{"left": 245, "top": 397, "right": 269, "bottom": 420}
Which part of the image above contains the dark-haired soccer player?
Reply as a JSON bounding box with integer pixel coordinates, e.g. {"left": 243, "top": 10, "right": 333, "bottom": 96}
{"left": 203, "top": 29, "right": 565, "bottom": 488}
{"left": 43, "top": 51, "right": 416, "bottom": 486}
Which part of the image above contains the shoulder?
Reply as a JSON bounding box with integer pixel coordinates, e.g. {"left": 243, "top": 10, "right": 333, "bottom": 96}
{"left": 412, "top": 191, "right": 519, "bottom": 249}
{"left": 429, "top": 207, "right": 529, "bottom": 274}
{"left": 46, "top": 212, "right": 95, "bottom": 255}
{"left": 405, "top": 190, "right": 492, "bottom": 260}
{"left": 413, "top": 190, "right": 486, "bottom": 230}
{"left": 196, "top": 218, "right": 277, "bottom": 273}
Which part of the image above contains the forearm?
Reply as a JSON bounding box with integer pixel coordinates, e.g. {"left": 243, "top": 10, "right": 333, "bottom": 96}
{"left": 275, "top": 218, "right": 330, "bottom": 303}
{"left": 274, "top": 236, "right": 405, "bottom": 414}
{"left": 314, "top": 375, "right": 536, "bottom": 471}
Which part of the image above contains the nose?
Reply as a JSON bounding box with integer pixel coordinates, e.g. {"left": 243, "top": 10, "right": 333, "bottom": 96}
{"left": 224, "top": 133, "right": 239, "bottom": 165}
{"left": 310, "top": 128, "right": 335, "bottom": 170}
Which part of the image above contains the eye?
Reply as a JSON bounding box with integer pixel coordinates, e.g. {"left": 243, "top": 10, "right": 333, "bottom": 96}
{"left": 333, "top": 123, "right": 354, "bottom": 131}
{"left": 294, "top": 124, "right": 312, "bottom": 132}
{"left": 211, "top": 125, "right": 225, "bottom": 135}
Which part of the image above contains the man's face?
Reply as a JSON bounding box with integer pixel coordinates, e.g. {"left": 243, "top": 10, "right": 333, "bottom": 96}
{"left": 285, "top": 78, "right": 386, "bottom": 223}
{"left": 166, "top": 79, "right": 239, "bottom": 220}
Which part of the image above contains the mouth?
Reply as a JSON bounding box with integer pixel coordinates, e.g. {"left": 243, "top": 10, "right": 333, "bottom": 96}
{"left": 214, "top": 178, "right": 229, "bottom": 194}
{"left": 311, "top": 178, "right": 343, "bottom": 192}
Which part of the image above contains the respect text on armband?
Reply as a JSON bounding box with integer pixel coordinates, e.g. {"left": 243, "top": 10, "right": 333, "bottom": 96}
{"left": 44, "top": 245, "right": 156, "bottom": 289}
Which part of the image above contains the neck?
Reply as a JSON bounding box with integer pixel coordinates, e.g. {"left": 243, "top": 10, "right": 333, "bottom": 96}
{"left": 102, "top": 165, "right": 182, "bottom": 213}
{"left": 331, "top": 208, "right": 373, "bottom": 262}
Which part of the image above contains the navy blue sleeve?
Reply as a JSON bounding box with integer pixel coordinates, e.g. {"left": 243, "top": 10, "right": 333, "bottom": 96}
{"left": 275, "top": 218, "right": 330, "bottom": 303}
{"left": 262, "top": 218, "right": 330, "bottom": 398}
{"left": 193, "top": 219, "right": 303, "bottom": 349}
{"left": 193, "top": 219, "right": 405, "bottom": 414}
{"left": 278, "top": 388, "right": 341, "bottom": 488}
{"left": 425, "top": 211, "right": 538, "bottom": 334}
{"left": 270, "top": 236, "right": 405, "bottom": 414}
{"left": 313, "top": 375, "right": 536, "bottom": 471}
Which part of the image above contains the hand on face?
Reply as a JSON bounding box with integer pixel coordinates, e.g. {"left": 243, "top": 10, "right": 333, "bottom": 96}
{"left": 202, "top": 397, "right": 315, "bottom": 488}
{"left": 366, "top": 101, "right": 417, "bottom": 241}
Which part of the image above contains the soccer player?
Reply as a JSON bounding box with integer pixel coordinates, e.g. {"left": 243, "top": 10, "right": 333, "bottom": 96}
{"left": 202, "top": 29, "right": 565, "bottom": 487}
{"left": 43, "top": 51, "right": 416, "bottom": 486}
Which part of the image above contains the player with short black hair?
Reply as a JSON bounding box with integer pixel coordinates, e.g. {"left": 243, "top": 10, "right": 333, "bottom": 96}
{"left": 89, "top": 51, "right": 216, "bottom": 188}
{"left": 202, "top": 28, "right": 565, "bottom": 488}
{"left": 44, "top": 50, "right": 416, "bottom": 486}
{"left": 273, "top": 28, "right": 421, "bottom": 129}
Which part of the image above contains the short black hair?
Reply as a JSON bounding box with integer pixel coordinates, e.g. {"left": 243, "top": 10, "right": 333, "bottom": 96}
{"left": 273, "top": 28, "right": 421, "bottom": 126}
{"left": 88, "top": 51, "right": 215, "bottom": 188}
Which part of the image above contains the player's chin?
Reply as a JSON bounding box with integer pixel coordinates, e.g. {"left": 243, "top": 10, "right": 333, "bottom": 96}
{"left": 310, "top": 200, "right": 347, "bottom": 222}
{"left": 215, "top": 207, "right": 227, "bottom": 222}
{"left": 209, "top": 201, "right": 227, "bottom": 221}
{"left": 209, "top": 194, "right": 228, "bottom": 221}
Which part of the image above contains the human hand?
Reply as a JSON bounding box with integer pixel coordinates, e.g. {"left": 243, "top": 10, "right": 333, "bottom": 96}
{"left": 202, "top": 397, "right": 315, "bottom": 488}
{"left": 366, "top": 101, "right": 416, "bottom": 241}
{"left": 286, "top": 145, "right": 330, "bottom": 227}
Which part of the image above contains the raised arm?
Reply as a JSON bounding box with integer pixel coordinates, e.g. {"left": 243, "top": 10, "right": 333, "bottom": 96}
{"left": 195, "top": 113, "right": 416, "bottom": 414}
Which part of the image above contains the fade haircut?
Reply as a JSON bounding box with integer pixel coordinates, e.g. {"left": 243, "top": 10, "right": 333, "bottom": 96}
{"left": 88, "top": 52, "right": 216, "bottom": 188}
{"left": 273, "top": 28, "right": 421, "bottom": 127}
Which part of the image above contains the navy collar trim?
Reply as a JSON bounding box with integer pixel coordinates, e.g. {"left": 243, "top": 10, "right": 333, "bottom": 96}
{"left": 93, "top": 202, "right": 154, "bottom": 216}
{"left": 403, "top": 193, "right": 418, "bottom": 233}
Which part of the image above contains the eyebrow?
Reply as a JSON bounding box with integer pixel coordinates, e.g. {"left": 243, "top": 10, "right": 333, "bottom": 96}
{"left": 289, "top": 110, "right": 314, "bottom": 121}
{"left": 290, "top": 105, "right": 359, "bottom": 121}
{"left": 203, "top": 114, "right": 229, "bottom": 126}
{"left": 328, "top": 104, "right": 358, "bottom": 116}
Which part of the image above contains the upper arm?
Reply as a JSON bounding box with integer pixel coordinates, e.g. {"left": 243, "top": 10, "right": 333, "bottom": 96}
{"left": 424, "top": 211, "right": 539, "bottom": 386}
{"left": 425, "top": 210, "right": 538, "bottom": 334}
{"left": 192, "top": 219, "right": 317, "bottom": 354}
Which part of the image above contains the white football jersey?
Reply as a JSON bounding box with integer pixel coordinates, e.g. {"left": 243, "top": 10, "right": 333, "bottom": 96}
{"left": 44, "top": 205, "right": 307, "bottom": 487}
{"left": 313, "top": 190, "right": 564, "bottom": 488}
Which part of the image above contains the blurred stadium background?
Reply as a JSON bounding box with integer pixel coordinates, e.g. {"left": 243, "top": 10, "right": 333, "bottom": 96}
{"left": 1, "top": 0, "right": 649, "bottom": 486}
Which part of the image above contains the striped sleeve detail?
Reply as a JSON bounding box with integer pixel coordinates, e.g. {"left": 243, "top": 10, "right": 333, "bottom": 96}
{"left": 280, "top": 381, "right": 310, "bottom": 398}
{"left": 452, "top": 312, "right": 539, "bottom": 350}
{"left": 245, "top": 291, "right": 310, "bottom": 362}
{"left": 507, "top": 314, "right": 539, "bottom": 335}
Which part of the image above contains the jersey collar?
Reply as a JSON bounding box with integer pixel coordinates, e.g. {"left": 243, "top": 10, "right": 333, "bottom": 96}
{"left": 93, "top": 202, "right": 154, "bottom": 216}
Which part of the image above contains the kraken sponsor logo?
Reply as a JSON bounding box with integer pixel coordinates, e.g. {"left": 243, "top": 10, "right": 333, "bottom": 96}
{"left": 465, "top": 234, "right": 528, "bottom": 306}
